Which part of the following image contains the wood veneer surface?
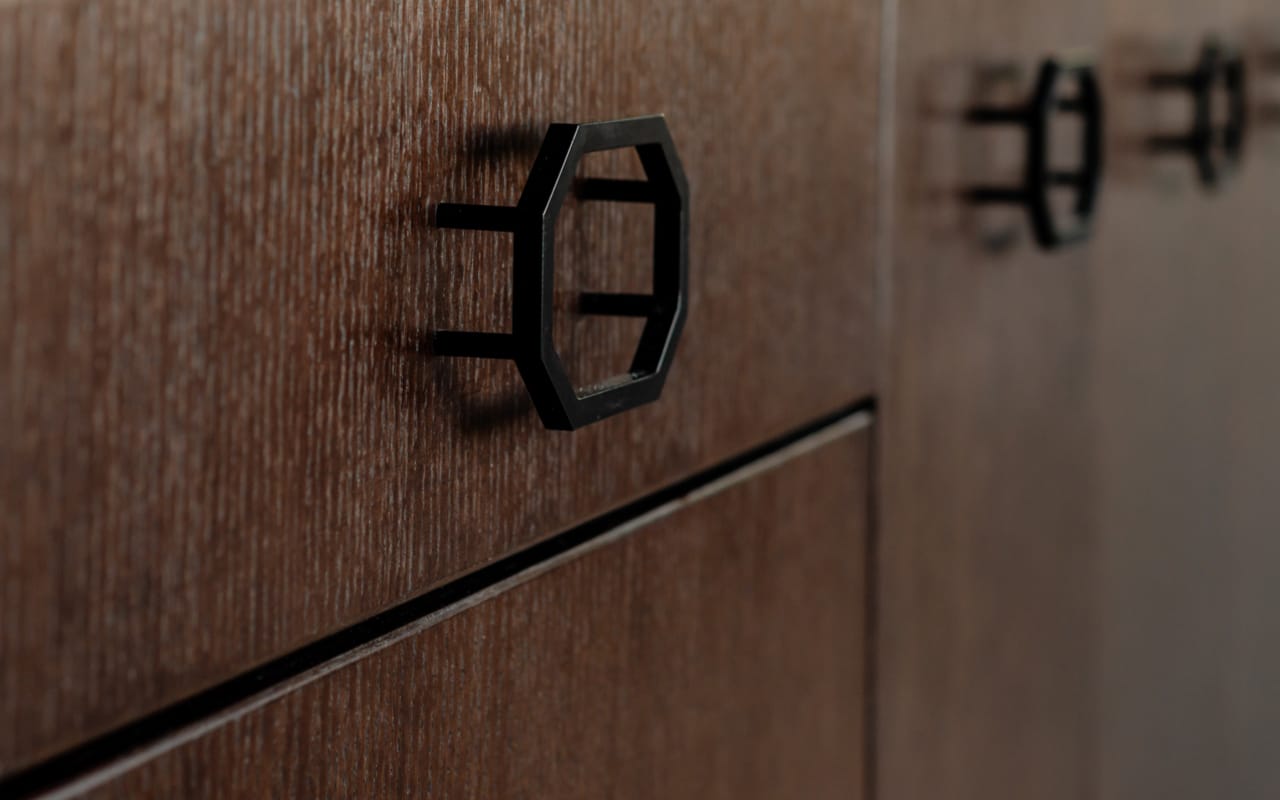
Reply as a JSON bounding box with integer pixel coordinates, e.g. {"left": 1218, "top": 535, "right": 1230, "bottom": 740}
{"left": 878, "top": 2, "right": 1101, "bottom": 798}
{"left": 0, "top": 0, "right": 878, "bottom": 773}
{"left": 1095, "top": 4, "right": 1280, "bottom": 797}
{"left": 72, "top": 426, "right": 872, "bottom": 799}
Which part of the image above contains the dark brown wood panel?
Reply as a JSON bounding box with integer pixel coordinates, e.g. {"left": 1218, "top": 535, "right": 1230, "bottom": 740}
{"left": 1096, "top": 5, "right": 1280, "bottom": 798}
{"left": 65, "top": 425, "right": 873, "bottom": 799}
{"left": 878, "top": 3, "right": 1101, "bottom": 799}
{"left": 0, "top": 0, "right": 878, "bottom": 773}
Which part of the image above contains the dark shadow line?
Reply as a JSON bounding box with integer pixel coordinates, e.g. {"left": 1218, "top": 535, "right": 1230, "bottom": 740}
{"left": 1, "top": 395, "right": 878, "bottom": 798}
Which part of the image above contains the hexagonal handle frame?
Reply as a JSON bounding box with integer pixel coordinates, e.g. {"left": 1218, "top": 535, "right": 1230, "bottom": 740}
{"left": 432, "top": 115, "right": 689, "bottom": 431}
{"left": 1146, "top": 39, "right": 1247, "bottom": 189}
{"left": 965, "top": 58, "right": 1105, "bottom": 249}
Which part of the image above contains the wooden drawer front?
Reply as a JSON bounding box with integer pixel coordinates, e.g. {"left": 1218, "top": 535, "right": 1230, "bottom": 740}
{"left": 0, "top": 0, "right": 878, "bottom": 773}
{"left": 53, "top": 424, "right": 873, "bottom": 799}
{"left": 1096, "top": 4, "right": 1280, "bottom": 797}
{"left": 879, "top": 2, "right": 1101, "bottom": 799}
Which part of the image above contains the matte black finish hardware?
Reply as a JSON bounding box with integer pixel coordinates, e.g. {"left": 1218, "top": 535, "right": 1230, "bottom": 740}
{"left": 966, "top": 58, "right": 1105, "bottom": 249}
{"left": 433, "top": 115, "right": 689, "bottom": 431}
{"left": 1146, "top": 40, "right": 1247, "bottom": 188}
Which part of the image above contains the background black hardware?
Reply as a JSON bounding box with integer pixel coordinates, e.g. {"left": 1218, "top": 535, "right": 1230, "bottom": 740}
{"left": 1146, "top": 40, "right": 1247, "bottom": 188}
{"left": 965, "top": 58, "right": 1105, "bottom": 249}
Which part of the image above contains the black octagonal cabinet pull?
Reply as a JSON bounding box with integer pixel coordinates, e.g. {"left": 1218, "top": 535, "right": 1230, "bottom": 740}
{"left": 432, "top": 115, "right": 689, "bottom": 431}
{"left": 1146, "top": 39, "right": 1247, "bottom": 188}
{"left": 966, "top": 58, "right": 1105, "bottom": 250}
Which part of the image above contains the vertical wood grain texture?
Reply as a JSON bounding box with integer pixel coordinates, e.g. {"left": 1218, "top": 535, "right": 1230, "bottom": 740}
{"left": 879, "top": 2, "right": 1101, "bottom": 798}
{"left": 72, "top": 427, "right": 872, "bottom": 799}
{"left": 1095, "top": 4, "right": 1280, "bottom": 798}
{"left": 0, "top": 0, "right": 879, "bottom": 773}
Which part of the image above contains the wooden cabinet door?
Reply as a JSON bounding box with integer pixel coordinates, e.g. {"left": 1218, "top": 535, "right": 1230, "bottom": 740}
{"left": 0, "top": 0, "right": 878, "bottom": 774}
{"left": 1096, "top": 5, "right": 1280, "bottom": 797}
{"left": 19, "top": 420, "right": 874, "bottom": 799}
{"left": 879, "top": 3, "right": 1103, "bottom": 799}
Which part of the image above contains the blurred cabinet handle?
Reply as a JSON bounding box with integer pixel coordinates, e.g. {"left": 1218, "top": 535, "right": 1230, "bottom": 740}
{"left": 965, "top": 58, "right": 1104, "bottom": 250}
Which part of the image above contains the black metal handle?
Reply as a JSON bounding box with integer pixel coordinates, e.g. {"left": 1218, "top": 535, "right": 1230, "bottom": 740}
{"left": 966, "top": 58, "right": 1105, "bottom": 250}
{"left": 432, "top": 115, "right": 689, "bottom": 431}
{"left": 1146, "top": 40, "right": 1247, "bottom": 188}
